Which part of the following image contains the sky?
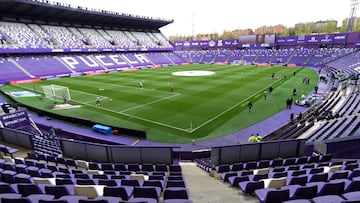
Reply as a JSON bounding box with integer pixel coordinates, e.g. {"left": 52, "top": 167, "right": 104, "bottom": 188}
{"left": 54, "top": 0, "right": 354, "bottom": 37}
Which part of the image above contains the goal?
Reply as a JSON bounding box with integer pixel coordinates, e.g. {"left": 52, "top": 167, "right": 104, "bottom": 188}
{"left": 41, "top": 85, "right": 71, "bottom": 102}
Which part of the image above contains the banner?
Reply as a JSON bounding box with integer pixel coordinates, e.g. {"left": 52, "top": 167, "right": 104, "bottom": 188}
{"left": 0, "top": 110, "right": 31, "bottom": 129}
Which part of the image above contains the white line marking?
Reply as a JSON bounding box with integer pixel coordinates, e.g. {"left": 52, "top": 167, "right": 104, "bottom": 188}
{"left": 120, "top": 93, "right": 181, "bottom": 113}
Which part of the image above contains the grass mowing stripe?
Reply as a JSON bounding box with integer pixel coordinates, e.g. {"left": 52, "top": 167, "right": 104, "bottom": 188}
{"left": 120, "top": 93, "right": 181, "bottom": 113}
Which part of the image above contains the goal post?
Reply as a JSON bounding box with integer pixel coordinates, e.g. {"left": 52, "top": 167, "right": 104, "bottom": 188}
{"left": 41, "top": 85, "right": 71, "bottom": 102}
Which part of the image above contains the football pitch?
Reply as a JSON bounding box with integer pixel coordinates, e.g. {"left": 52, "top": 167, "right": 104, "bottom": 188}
{"left": 1, "top": 64, "right": 318, "bottom": 143}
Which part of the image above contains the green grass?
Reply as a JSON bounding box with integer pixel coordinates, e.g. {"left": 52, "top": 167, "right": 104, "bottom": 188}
{"left": 0, "top": 64, "right": 318, "bottom": 143}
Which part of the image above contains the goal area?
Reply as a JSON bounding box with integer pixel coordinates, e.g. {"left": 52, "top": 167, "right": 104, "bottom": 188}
{"left": 41, "top": 85, "right": 71, "bottom": 102}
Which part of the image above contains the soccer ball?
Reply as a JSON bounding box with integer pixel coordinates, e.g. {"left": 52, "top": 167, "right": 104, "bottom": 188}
{"left": 110, "top": 99, "right": 112, "bottom": 101}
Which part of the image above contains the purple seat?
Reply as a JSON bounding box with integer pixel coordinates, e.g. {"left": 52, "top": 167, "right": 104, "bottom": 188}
{"left": 320, "top": 154, "right": 332, "bottom": 162}
{"left": 169, "top": 165, "right": 181, "bottom": 173}
{"left": 307, "top": 181, "right": 345, "bottom": 196}
{"left": 329, "top": 171, "right": 350, "bottom": 181}
{"left": 271, "top": 167, "right": 286, "bottom": 173}
{"left": 345, "top": 180, "right": 360, "bottom": 193}
{"left": 295, "top": 157, "right": 308, "bottom": 165}
{"left": 56, "top": 178, "right": 75, "bottom": 185}
{"left": 163, "top": 187, "right": 189, "bottom": 200}
{"left": 143, "top": 180, "right": 164, "bottom": 190}
{"left": 114, "top": 164, "right": 127, "bottom": 171}
{"left": 15, "top": 164, "right": 28, "bottom": 174}
{"left": 141, "top": 164, "right": 154, "bottom": 172}
{"left": 312, "top": 195, "right": 345, "bottom": 203}
{"left": 14, "top": 173, "right": 32, "bottom": 183}
{"left": 66, "top": 159, "right": 78, "bottom": 169}
{"left": 39, "top": 168, "right": 53, "bottom": 178}
{"left": 1, "top": 170, "right": 17, "bottom": 183}
{"left": 16, "top": 183, "right": 44, "bottom": 196}
{"left": 27, "top": 166, "right": 41, "bottom": 177}
{"left": 166, "top": 180, "right": 186, "bottom": 188}
{"left": 92, "top": 174, "right": 109, "bottom": 180}
{"left": 308, "top": 167, "right": 324, "bottom": 174}
{"left": 254, "top": 188, "right": 290, "bottom": 203}
{"left": 101, "top": 163, "right": 114, "bottom": 171}
{"left": 282, "top": 200, "right": 311, "bottom": 203}
{"left": 76, "top": 179, "right": 96, "bottom": 185}
{"left": 271, "top": 172, "right": 288, "bottom": 178}
{"left": 250, "top": 174, "right": 269, "bottom": 181}
{"left": 342, "top": 191, "right": 360, "bottom": 201}
{"left": 349, "top": 169, "right": 360, "bottom": 179}
{"left": 45, "top": 185, "right": 74, "bottom": 199}
{"left": 168, "top": 176, "right": 184, "bottom": 181}
{"left": 1, "top": 197, "right": 31, "bottom": 203}
{"left": 128, "top": 164, "right": 141, "bottom": 172}
{"left": 3, "top": 162, "right": 16, "bottom": 171}
{"left": 39, "top": 200, "right": 69, "bottom": 203}
{"left": 0, "top": 183, "right": 17, "bottom": 193}
{"left": 239, "top": 180, "right": 264, "bottom": 194}
{"left": 74, "top": 174, "right": 90, "bottom": 179}
{"left": 88, "top": 163, "right": 101, "bottom": 170}
{"left": 287, "top": 175, "right": 308, "bottom": 186}
{"left": 149, "top": 175, "right": 165, "bottom": 181}
{"left": 78, "top": 200, "right": 108, "bottom": 203}
{"left": 27, "top": 152, "right": 38, "bottom": 160}
{"left": 344, "top": 163, "right": 359, "bottom": 171}
{"left": 110, "top": 175, "right": 126, "bottom": 180}
{"left": 59, "top": 195, "right": 87, "bottom": 203}
{"left": 308, "top": 173, "right": 328, "bottom": 182}
{"left": 121, "top": 179, "right": 142, "bottom": 187}
{"left": 94, "top": 196, "right": 122, "bottom": 203}
{"left": 271, "top": 159, "right": 283, "bottom": 167}
{"left": 229, "top": 175, "right": 250, "bottom": 187}
{"left": 230, "top": 163, "right": 243, "bottom": 171}
{"left": 284, "top": 158, "right": 296, "bottom": 166}
{"left": 290, "top": 170, "right": 306, "bottom": 177}
{"left": 258, "top": 160, "right": 270, "bottom": 169}
{"left": 27, "top": 194, "right": 54, "bottom": 203}
{"left": 127, "top": 197, "right": 157, "bottom": 203}
{"left": 103, "top": 186, "right": 134, "bottom": 200}
{"left": 281, "top": 184, "right": 317, "bottom": 200}
{"left": 308, "top": 155, "right": 320, "bottom": 163}
{"left": 98, "top": 179, "right": 119, "bottom": 186}
{"left": 133, "top": 186, "right": 161, "bottom": 200}
{"left": 244, "top": 161, "right": 257, "bottom": 170}
{"left": 155, "top": 164, "right": 168, "bottom": 172}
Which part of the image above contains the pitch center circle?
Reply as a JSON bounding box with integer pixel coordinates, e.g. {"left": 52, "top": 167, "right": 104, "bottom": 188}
{"left": 172, "top": 70, "right": 215, "bottom": 76}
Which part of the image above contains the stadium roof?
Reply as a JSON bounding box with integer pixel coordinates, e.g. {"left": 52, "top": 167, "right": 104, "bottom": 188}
{"left": 0, "top": 0, "right": 174, "bottom": 30}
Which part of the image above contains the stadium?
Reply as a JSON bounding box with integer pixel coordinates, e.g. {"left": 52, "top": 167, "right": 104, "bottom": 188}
{"left": 0, "top": 0, "right": 359, "bottom": 202}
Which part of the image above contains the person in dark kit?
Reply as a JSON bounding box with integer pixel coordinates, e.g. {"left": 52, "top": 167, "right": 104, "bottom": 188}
{"left": 248, "top": 101, "right": 253, "bottom": 112}
{"left": 289, "top": 97, "right": 293, "bottom": 108}
{"left": 293, "top": 88, "right": 297, "bottom": 96}
{"left": 271, "top": 72, "right": 275, "bottom": 80}
{"left": 293, "top": 71, "right": 296, "bottom": 76}
{"left": 269, "top": 86, "right": 273, "bottom": 95}
{"left": 62, "top": 94, "right": 67, "bottom": 103}
{"left": 297, "top": 112, "right": 303, "bottom": 122}
{"left": 286, "top": 98, "right": 290, "bottom": 109}
{"left": 314, "top": 85, "right": 319, "bottom": 94}
{"left": 47, "top": 126, "right": 56, "bottom": 140}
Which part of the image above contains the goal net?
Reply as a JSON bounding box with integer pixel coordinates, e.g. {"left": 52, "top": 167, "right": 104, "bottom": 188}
{"left": 41, "top": 85, "right": 71, "bottom": 102}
